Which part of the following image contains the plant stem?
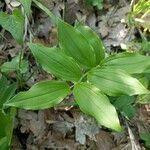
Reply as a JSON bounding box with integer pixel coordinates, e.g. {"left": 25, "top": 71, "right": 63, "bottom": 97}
{"left": 130, "top": 0, "right": 136, "bottom": 12}
{"left": 78, "top": 71, "right": 88, "bottom": 83}
{"left": 32, "top": 0, "right": 61, "bottom": 25}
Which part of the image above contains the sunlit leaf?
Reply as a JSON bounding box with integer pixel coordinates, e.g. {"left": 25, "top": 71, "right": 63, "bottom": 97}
{"left": 28, "top": 43, "right": 82, "bottom": 82}
{"left": 88, "top": 68, "right": 149, "bottom": 96}
{"left": 73, "top": 82, "right": 122, "bottom": 131}
{"left": 58, "top": 21, "right": 96, "bottom": 68}
{"left": 102, "top": 52, "right": 150, "bottom": 74}
{"left": 76, "top": 24, "right": 105, "bottom": 65}
{"left": 5, "top": 80, "right": 70, "bottom": 110}
{"left": 0, "top": 9, "right": 24, "bottom": 44}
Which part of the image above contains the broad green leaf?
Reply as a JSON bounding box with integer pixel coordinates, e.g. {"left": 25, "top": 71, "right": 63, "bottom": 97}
{"left": 0, "top": 9, "right": 24, "bottom": 44}
{"left": 0, "top": 56, "right": 28, "bottom": 74}
{"left": 5, "top": 80, "right": 70, "bottom": 110}
{"left": 58, "top": 21, "right": 96, "bottom": 68}
{"left": 76, "top": 24, "right": 105, "bottom": 65}
{"left": 113, "top": 96, "right": 135, "bottom": 119}
{"left": 19, "top": 0, "right": 32, "bottom": 17}
{"left": 28, "top": 43, "right": 82, "bottom": 82}
{"left": 102, "top": 52, "right": 150, "bottom": 74}
{"left": 88, "top": 68, "right": 149, "bottom": 96}
{"left": 73, "top": 82, "right": 122, "bottom": 131}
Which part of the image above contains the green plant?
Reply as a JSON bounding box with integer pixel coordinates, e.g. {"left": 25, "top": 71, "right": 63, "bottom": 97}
{"left": 0, "top": 76, "right": 17, "bottom": 149}
{"left": 0, "top": 55, "right": 28, "bottom": 74}
{"left": 86, "top": 0, "right": 103, "bottom": 10}
{"left": 140, "top": 132, "right": 150, "bottom": 148}
{"left": 0, "top": 9, "right": 24, "bottom": 44}
{"left": 0, "top": 2, "right": 150, "bottom": 149}
{"left": 0, "top": 2, "right": 31, "bottom": 149}
{"left": 113, "top": 96, "right": 136, "bottom": 119}
{"left": 129, "top": 0, "right": 150, "bottom": 32}
{"left": 2, "top": 1, "right": 150, "bottom": 132}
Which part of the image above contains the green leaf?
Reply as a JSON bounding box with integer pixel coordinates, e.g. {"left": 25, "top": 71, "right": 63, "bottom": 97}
{"left": 0, "top": 76, "right": 8, "bottom": 95}
{"left": 28, "top": 43, "right": 82, "bottom": 82}
{"left": 58, "top": 21, "right": 96, "bottom": 68}
{"left": 141, "top": 39, "right": 150, "bottom": 52}
{"left": 140, "top": 132, "right": 150, "bottom": 148}
{"left": 138, "top": 93, "right": 150, "bottom": 104}
{"left": 0, "top": 137, "right": 9, "bottom": 150}
{"left": 75, "top": 24, "right": 105, "bottom": 65}
{"left": 0, "top": 56, "right": 28, "bottom": 74}
{"left": 0, "top": 83, "right": 17, "bottom": 110}
{"left": 0, "top": 76, "right": 17, "bottom": 109}
{"left": 113, "top": 96, "right": 135, "bottom": 119}
{"left": 136, "top": 75, "right": 149, "bottom": 88}
{"left": 0, "top": 108, "right": 16, "bottom": 149}
{"left": 73, "top": 82, "right": 122, "bottom": 132}
{"left": 19, "top": 0, "right": 32, "bottom": 17}
{"left": 0, "top": 9, "right": 24, "bottom": 44}
{"left": 5, "top": 80, "right": 70, "bottom": 110}
{"left": 88, "top": 68, "right": 149, "bottom": 96}
{"left": 87, "top": 0, "right": 103, "bottom": 9}
{"left": 102, "top": 52, "right": 150, "bottom": 74}
{"left": 0, "top": 112, "right": 9, "bottom": 138}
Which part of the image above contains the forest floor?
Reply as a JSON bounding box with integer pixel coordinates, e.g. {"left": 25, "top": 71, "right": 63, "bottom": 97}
{"left": 0, "top": 0, "right": 150, "bottom": 149}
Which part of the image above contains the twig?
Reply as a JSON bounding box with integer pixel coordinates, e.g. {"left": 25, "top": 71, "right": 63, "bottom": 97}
{"left": 125, "top": 120, "right": 142, "bottom": 150}
{"left": 130, "top": 0, "right": 136, "bottom": 12}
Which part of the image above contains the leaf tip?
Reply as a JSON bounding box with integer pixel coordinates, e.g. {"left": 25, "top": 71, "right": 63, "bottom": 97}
{"left": 114, "top": 125, "right": 124, "bottom": 132}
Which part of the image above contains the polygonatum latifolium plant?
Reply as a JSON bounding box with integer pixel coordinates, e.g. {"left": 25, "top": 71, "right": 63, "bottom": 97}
{"left": 0, "top": 0, "right": 149, "bottom": 132}
{"left": 4, "top": 15, "right": 150, "bottom": 131}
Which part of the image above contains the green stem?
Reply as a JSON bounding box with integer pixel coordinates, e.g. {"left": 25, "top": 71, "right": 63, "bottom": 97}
{"left": 32, "top": 0, "right": 61, "bottom": 25}
{"left": 18, "top": 45, "right": 23, "bottom": 70}
{"left": 24, "top": 70, "right": 35, "bottom": 82}
{"left": 78, "top": 71, "right": 88, "bottom": 83}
